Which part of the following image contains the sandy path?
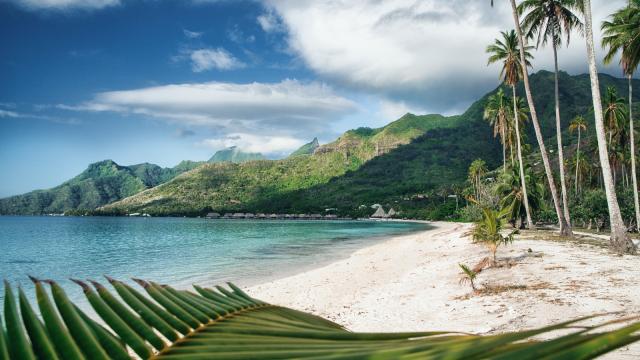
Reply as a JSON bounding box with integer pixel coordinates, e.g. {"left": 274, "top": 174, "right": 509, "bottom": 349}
{"left": 248, "top": 221, "right": 640, "bottom": 358}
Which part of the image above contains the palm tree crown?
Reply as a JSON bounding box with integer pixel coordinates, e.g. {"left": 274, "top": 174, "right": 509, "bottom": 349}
{"left": 569, "top": 115, "right": 587, "bottom": 134}
{"left": 486, "top": 30, "right": 534, "bottom": 86}
{"left": 603, "top": 86, "right": 628, "bottom": 144}
{"left": 518, "top": 0, "right": 584, "bottom": 49}
{"left": 601, "top": 0, "right": 640, "bottom": 76}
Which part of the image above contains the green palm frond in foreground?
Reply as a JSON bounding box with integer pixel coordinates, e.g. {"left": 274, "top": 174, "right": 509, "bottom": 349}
{"left": 2, "top": 278, "right": 640, "bottom": 359}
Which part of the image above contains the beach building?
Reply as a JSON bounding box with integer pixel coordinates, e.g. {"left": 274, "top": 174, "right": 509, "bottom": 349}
{"left": 206, "top": 212, "right": 220, "bottom": 219}
{"left": 371, "top": 207, "right": 387, "bottom": 218}
{"left": 387, "top": 208, "right": 397, "bottom": 218}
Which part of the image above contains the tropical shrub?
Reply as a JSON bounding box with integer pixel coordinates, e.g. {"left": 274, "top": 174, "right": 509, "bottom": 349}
{"left": 470, "top": 207, "right": 516, "bottom": 264}
{"left": 458, "top": 264, "right": 478, "bottom": 291}
{"left": 2, "top": 278, "right": 640, "bottom": 359}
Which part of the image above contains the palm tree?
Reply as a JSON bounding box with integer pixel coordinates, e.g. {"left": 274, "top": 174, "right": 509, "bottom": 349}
{"left": 569, "top": 115, "right": 587, "bottom": 193}
{"left": 458, "top": 264, "right": 479, "bottom": 291}
{"left": 518, "top": 0, "right": 583, "bottom": 235}
{"left": 491, "top": 0, "right": 571, "bottom": 237}
{"left": 484, "top": 88, "right": 514, "bottom": 172}
{"left": 602, "top": 0, "right": 640, "bottom": 233}
{"left": 603, "top": 86, "right": 628, "bottom": 146}
{"left": 2, "top": 278, "right": 640, "bottom": 359}
{"left": 582, "top": 0, "right": 636, "bottom": 254}
{"left": 468, "top": 159, "right": 488, "bottom": 201}
{"left": 486, "top": 30, "right": 535, "bottom": 229}
{"left": 471, "top": 207, "right": 516, "bottom": 264}
{"left": 497, "top": 164, "right": 544, "bottom": 228}
{"left": 570, "top": 150, "right": 591, "bottom": 194}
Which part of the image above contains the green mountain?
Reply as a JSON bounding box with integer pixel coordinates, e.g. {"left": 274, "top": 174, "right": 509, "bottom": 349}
{"left": 289, "top": 138, "right": 320, "bottom": 157}
{"left": 98, "top": 71, "right": 640, "bottom": 218}
{"left": 99, "top": 112, "right": 473, "bottom": 216}
{"left": 0, "top": 160, "right": 200, "bottom": 215}
{"left": 208, "top": 146, "right": 266, "bottom": 163}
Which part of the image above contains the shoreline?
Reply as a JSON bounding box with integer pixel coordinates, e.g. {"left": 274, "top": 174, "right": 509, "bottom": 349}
{"left": 192, "top": 219, "right": 433, "bottom": 290}
{"left": 248, "top": 221, "right": 640, "bottom": 358}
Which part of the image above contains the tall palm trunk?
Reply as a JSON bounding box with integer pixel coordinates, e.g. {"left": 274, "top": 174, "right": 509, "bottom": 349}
{"left": 502, "top": 127, "right": 507, "bottom": 172}
{"left": 575, "top": 127, "right": 581, "bottom": 194}
{"left": 629, "top": 74, "right": 640, "bottom": 232}
{"left": 513, "top": 85, "right": 534, "bottom": 228}
{"left": 552, "top": 43, "right": 572, "bottom": 229}
{"left": 509, "top": 0, "right": 570, "bottom": 236}
{"left": 583, "top": 0, "right": 636, "bottom": 254}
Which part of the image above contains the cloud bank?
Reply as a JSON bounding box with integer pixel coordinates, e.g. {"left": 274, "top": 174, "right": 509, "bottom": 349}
{"left": 263, "top": 0, "right": 629, "bottom": 113}
{"left": 6, "top": 0, "right": 120, "bottom": 10}
{"left": 61, "top": 80, "right": 356, "bottom": 155}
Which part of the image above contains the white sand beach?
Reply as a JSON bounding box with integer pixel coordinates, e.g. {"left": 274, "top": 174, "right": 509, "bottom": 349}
{"left": 249, "top": 221, "right": 640, "bottom": 359}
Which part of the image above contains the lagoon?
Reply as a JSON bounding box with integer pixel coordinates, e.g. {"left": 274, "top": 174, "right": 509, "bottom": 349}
{"left": 0, "top": 216, "right": 428, "bottom": 305}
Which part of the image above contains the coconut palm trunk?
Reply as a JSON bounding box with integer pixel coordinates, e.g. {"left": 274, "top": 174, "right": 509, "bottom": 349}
{"left": 552, "top": 43, "right": 572, "bottom": 228}
{"left": 502, "top": 127, "right": 507, "bottom": 172}
{"left": 575, "top": 126, "right": 581, "bottom": 193}
{"left": 509, "top": 0, "right": 571, "bottom": 236}
{"left": 513, "top": 85, "right": 534, "bottom": 228}
{"left": 583, "top": 0, "right": 636, "bottom": 254}
{"left": 629, "top": 74, "right": 640, "bottom": 231}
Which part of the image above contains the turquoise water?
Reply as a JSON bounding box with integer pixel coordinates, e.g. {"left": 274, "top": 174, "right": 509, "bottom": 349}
{"left": 0, "top": 216, "right": 428, "bottom": 306}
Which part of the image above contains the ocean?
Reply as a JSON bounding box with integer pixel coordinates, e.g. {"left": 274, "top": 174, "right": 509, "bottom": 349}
{"left": 0, "top": 216, "right": 429, "bottom": 306}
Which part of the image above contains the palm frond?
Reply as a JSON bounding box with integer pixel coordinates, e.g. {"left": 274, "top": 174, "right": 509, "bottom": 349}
{"left": 0, "top": 277, "right": 639, "bottom": 359}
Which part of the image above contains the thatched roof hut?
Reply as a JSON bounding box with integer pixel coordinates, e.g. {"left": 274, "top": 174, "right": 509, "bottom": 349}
{"left": 371, "top": 207, "right": 387, "bottom": 218}
{"left": 206, "top": 212, "right": 220, "bottom": 219}
{"left": 387, "top": 208, "right": 397, "bottom": 217}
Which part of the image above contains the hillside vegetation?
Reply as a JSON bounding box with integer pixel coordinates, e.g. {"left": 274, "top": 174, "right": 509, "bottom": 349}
{"left": 99, "top": 113, "right": 465, "bottom": 216}
{"left": 0, "top": 160, "right": 200, "bottom": 214}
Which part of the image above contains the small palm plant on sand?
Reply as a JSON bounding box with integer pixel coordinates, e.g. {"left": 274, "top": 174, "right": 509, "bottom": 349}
{"left": 471, "top": 206, "right": 516, "bottom": 265}
{"left": 458, "top": 263, "right": 478, "bottom": 292}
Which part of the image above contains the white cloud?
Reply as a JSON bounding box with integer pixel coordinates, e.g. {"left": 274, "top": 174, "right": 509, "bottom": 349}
{"left": 183, "top": 29, "right": 203, "bottom": 39}
{"left": 264, "top": 0, "right": 629, "bottom": 113}
{"left": 257, "top": 10, "right": 284, "bottom": 33}
{"left": 0, "top": 108, "right": 81, "bottom": 124}
{"left": 189, "top": 48, "right": 245, "bottom": 72}
{"left": 200, "top": 133, "right": 304, "bottom": 155}
{"left": 0, "top": 109, "right": 20, "bottom": 118}
{"left": 7, "top": 0, "right": 119, "bottom": 10}
{"left": 378, "top": 99, "right": 428, "bottom": 120}
{"left": 59, "top": 79, "right": 356, "bottom": 143}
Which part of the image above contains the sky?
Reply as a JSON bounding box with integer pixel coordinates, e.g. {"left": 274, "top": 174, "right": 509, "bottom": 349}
{"left": 0, "top": 0, "right": 635, "bottom": 197}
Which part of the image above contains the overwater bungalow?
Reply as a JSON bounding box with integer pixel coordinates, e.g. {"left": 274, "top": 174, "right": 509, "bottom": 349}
{"left": 206, "top": 212, "right": 220, "bottom": 219}
{"left": 257, "top": 213, "right": 266, "bottom": 219}
{"left": 223, "top": 213, "right": 233, "bottom": 218}
{"left": 245, "top": 213, "right": 255, "bottom": 219}
{"left": 232, "top": 213, "right": 245, "bottom": 219}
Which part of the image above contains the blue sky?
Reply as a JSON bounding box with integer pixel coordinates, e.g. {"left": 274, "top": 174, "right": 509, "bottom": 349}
{"left": 0, "top": 0, "right": 633, "bottom": 197}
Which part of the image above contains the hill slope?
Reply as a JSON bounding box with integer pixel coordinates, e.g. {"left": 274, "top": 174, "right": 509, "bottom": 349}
{"left": 99, "top": 112, "right": 475, "bottom": 216}
{"left": 289, "top": 138, "right": 320, "bottom": 157}
{"left": 208, "top": 147, "right": 266, "bottom": 163}
{"left": 0, "top": 160, "right": 200, "bottom": 215}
